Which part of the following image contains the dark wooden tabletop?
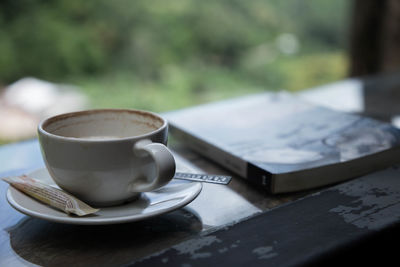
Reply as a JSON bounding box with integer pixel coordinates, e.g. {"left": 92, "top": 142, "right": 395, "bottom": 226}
{"left": 0, "top": 139, "right": 309, "bottom": 267}
{"left": 2, "top": 73, "right": 400, "bottom": 266}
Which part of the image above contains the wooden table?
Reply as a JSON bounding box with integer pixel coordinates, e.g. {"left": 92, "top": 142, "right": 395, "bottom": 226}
{"left": 1, "top": 73, "right": 400, "bottom": 266}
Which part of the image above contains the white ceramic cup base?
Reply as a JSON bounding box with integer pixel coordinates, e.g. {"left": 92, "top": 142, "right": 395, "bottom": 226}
{"left": 89, "top": 193, "right": 141, "bottom": 207}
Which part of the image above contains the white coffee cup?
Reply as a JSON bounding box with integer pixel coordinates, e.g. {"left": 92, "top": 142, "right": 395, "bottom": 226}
{"left": 37, "top": 109, "right": 176, "bottom": 207}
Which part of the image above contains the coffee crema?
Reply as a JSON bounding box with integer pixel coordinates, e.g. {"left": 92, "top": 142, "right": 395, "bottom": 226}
{"left": 79, "top": 136, "right": 122, "bottom": 140}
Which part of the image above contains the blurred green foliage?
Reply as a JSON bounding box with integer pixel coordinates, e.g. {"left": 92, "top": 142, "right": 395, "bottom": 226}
{"left": 0, "top": 0, "right": 351, "bottom": 110}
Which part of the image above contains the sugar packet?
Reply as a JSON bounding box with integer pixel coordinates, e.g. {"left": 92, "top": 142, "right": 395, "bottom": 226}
{"left": 3, "top": 175, "right": 99, "bottom": 216}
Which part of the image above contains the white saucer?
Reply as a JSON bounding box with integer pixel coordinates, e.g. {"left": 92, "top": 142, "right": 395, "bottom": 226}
{"left": 6, "top": 168, "right": 202, "bottom": 225}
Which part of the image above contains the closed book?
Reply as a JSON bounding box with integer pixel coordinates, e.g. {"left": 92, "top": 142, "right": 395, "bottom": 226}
{"left": 164, "top": 92, "right": 400, "bottom": 193}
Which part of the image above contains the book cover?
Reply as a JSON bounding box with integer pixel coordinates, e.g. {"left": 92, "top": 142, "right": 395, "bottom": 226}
{"left": 164, "top": 92, "right": 400, "bottom": 193}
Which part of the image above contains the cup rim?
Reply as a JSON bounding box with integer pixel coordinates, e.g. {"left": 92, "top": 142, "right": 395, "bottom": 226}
{"left": 38, "top": 108, "right": 168, "bottom": 143}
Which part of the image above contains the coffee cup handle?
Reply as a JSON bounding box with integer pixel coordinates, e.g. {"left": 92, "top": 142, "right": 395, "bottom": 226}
{"left": 131, "top": 139, "right": 176, "bottom": 192}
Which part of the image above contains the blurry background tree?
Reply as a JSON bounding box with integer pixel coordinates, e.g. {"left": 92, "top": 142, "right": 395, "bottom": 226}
{"left": 0, "top": 0, "right": 350, "bottom": 111}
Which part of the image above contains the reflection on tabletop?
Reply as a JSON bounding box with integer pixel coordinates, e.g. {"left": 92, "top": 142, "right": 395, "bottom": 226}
{"left": 6, "top": 209, "right": 201, "bottom": 266}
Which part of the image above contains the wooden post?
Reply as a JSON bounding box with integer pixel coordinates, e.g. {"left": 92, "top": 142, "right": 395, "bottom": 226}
{"left": 350, "top": 0, "right": 400, "bottom": 76}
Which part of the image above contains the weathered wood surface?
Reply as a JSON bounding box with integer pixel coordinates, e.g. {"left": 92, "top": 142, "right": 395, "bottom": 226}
{"left": 130, "top": 166, "right": 400, "bottom": 266}
{"left": 1, "top": 140, "right": 400, "bottom": 266}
